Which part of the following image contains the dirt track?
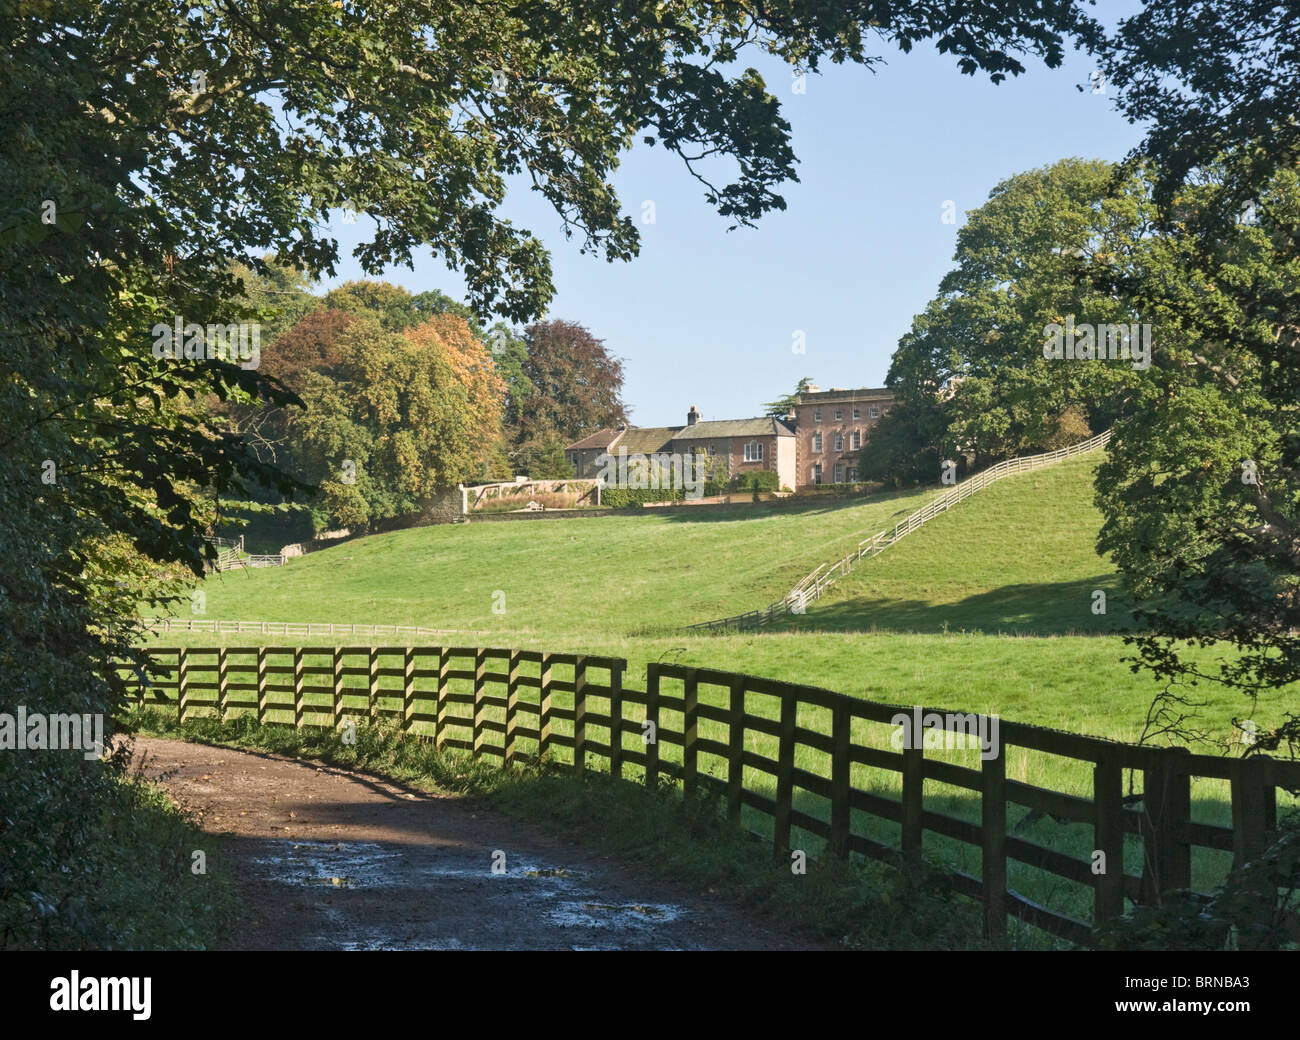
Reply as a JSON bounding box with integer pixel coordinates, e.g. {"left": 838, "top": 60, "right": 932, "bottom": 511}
{"left": 135, "top": 737, "right": 816, "bottom": 951}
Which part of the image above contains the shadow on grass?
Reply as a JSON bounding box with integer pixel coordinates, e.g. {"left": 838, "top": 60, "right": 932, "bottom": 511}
{"left": 772, "top": 575, "right": 1133, "bottom": 636}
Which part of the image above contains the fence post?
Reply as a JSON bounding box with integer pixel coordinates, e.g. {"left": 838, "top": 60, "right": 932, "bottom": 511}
{"left": 505, "top": 649, "right": 520, "bottom": 765}
{"left": 830, "top": 701, "right": 851, "bottom": 859}
{"left": 573, "top": 656, "right": 587, "bottom": 774}
{"left": 682, "top": 671, "right": 699, "bottom": 797}
{"left": 473, "top": 647, "right": 486, "bottom": 759}
{"left": 645, "top": 664, "right": 661, "bottom": 790}
{"left": 727, "top": 678, "right": 745, "bottom": 826}
{"left": 607, "top": 661, "right": 624, "bottom": 780}
{"left": 1093, "top": 751, "right": 1126, "bottom": 925}
{"left": 981, "top": 739, "right": 1007, "bottom": 939}
{"left": 435, "top": 647, "right": 449, "bottom": 749}
{"left": 367, "top": 646, "right": 379, "bottom": 721}
{"left": 901, "top": 722, "right": 925, "bottom": 873}
{"left": 256, "top": 647, "right": 267, "bottom": 724}
{"left": 1232, "top": 755, "right": 1270, "bottom": 868}
{"left": 177, "top": 647, "right": 189, "bottom": 725}
{"left": 401, "top": 646, "right": 413, "bottom": 734}
{"left": 773, "top": 686, "right": 797, "bottom": 860}
{"left": 539, "top": 652, "right": 553, "bottom": 761}
{"left": 293, "top": 647, "right": 304, "bottom": 730}
{"left": 332, "top": 646, "right": 345, "bottom": 731}
{"left": 1141, "top": 749, "right": 1191, "bottom": 902}
{"left": 216, "top": 647, "right": 228, "bottom": 720}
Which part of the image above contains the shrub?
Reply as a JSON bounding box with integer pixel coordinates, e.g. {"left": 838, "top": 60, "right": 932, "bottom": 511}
{"left": 602, "top": 486, "right": 687, "bottom": 507}
{"left": 731, "top": 470, "right": 780, "bottom": 492}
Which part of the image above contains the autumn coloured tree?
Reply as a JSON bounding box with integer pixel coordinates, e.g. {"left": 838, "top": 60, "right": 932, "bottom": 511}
{"left": 287, "top": 314, "right": 508, "bottom": 528}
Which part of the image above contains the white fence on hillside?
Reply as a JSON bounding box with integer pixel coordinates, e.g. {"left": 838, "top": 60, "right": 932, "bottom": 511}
{"left": 688, "top": 429, "right": 1114, "bottom": 631}
{"left": 141, "top": 618, "right": 461, "bottom": 638}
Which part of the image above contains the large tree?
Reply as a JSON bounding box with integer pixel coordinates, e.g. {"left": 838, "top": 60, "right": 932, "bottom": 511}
{"left": 886, "top": 158, "right": 1153, "bottom": 472}
{"left": 1077, "top": 4, "right": 1300, "bottom": 744}
{"left": 516, "top": 318, "right": 628, "bottom": 446}
{"left": 288, "top": 314, "right": 507, "bottom": 528}
{"left": 0, "top": 0, "right": 1106, "bottom": 946}
{"left": 1090, "top": 156, "right": 1300, "bottom": 748}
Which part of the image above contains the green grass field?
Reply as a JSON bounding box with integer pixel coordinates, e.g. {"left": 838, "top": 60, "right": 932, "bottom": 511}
{"left": 135, "top": 444, "right": 1299, "bottom": 947}
{"left": 149, "top": 448, "right": 1291, "bottom": 747}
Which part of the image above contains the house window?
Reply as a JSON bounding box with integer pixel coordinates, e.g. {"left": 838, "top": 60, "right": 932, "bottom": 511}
{"left": 852, "top": 406, "right": 860, "bottom": 419}
{"left": 852, "top": 430, "right": 861, "bottom": 450}
{"left": 834, "top": 408, "right": 843, "bottom": 420}
{"left": 707, "top": 444, "right": 717, "bottom": 457}
{"left": 870, "top": 405, "right": 880, "bottom": 419}
{"left": 811, "top": 464, "right": 822, "bottom": 485}
{"left": 814, "top": 407, "right": 822, "bottom": 421}
{"left": 744, "top": 440, "right": 763, "bottom": 462}
{"left": 847, "top": 466, "right": 857, "bottom": 482}
{"left": 834, "top": 433, "right": 843, "bottom": 452}
{"left": 812, "top": 433, "right": 822, "bottom": 453}
{"left": 834, "top": 462, "right": 845, "bottom": 483}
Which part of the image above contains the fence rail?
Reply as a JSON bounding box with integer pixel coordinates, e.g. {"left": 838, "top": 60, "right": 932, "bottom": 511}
{"left": 140, "top": 619, "right": 463, "bottom": 638}
{"left": 690, "top": 430, "right": 1114, "bottom": 631}
{"left": 127, "top": 642, "right": 1297, "bottom": 948}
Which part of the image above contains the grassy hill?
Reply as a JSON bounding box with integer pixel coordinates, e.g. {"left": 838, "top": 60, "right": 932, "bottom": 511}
{"left": 775, "top": 452, "right": 1125, "bottom": 635}
{"left": 146, "top": 446, "right": 1296, "bottom": 746}
{"left": 178, "top": 487, "right": 939, "bottom": 637}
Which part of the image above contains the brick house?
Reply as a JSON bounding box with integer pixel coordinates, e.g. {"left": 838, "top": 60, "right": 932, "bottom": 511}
{"left": 566, "top": 389, "right": 891, "bottom": 490}
{"left": 668, "top": 407, "right": 796, "bottom": 491}
{"left": 787, "top": 385, "right": 894, "bottom": 485}
{"left": 566, "top": 406, "right": 796, "bottom": 491}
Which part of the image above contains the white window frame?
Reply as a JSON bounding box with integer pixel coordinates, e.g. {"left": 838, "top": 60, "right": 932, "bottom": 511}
{"left": 852, "top": 430, "right": 861, "bottom": 450}
{"left": 812, "top": 433, "right": 822, "bottom": 453}
{"left": 870, "top": 405, "right": 880, "bottom": 419}
{"left": 834, "top": 461, "right": 845, "bottom": 483}
{"left": 834, "top": 408, "right": 843, "bottom": 420}
{"left": 852, "top": 406, "right": 860, "bottom": 419}
{"left": 834, "top": 433, "right": 843, "bottom": 452}
{"left": 811, "top": 464, "right": 822, "bottom": 485}
{"left": 814, "top": 407, "right": 822, "bottom": 421}
{"left": 744, "top": 440, "right": 763, "bottom": 462}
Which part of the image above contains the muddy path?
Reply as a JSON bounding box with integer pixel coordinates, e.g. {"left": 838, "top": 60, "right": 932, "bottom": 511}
{"left": 134, "top": 737, "right": 819, "bottom": 951}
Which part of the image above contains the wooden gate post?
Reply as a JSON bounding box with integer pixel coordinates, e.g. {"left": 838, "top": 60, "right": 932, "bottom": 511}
{"left": 830, "top": 701, "right": 851, "bottom": 859}
{"left": 645, "top": 664, "right": 661, "bottom": 789}
{"left": 682, "top": 671, "right": 699, "bottom": 797}
{"left": 505, "top": 649, "right": 520, "bottom": 765}
{"left": 607, "top": 661, "right": 624, "bottom": 780}
{"left": 773, "top": 686, "right": 797, "bottom": 860}
{"left": 981, "top": 738, "right": 1007, "bottom": 939}
{"left": 573, "top": 656, "right": 587, "bottom": 774}
{"left": 726, "top": 678, "right": 745, "bottom": 826}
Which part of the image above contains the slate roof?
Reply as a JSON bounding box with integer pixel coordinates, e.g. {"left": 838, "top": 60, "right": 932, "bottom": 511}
{"left": 618, "top": 426, "right": 683, "bottom": 454}
{"left": 566, "top": 428, "right": 625, "bottom": 451}
{"left": 670, "top": 416, "right": 794, "bottom": 441}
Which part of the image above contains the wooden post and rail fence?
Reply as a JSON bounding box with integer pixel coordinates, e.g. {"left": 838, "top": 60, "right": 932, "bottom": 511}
{"left": 124, "top": 642, "right": 1297, "bottom": 948}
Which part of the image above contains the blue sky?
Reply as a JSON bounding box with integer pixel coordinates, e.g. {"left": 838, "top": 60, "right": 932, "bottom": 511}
{"left": 322, "top": 14, "right": 1147, "bottom": 427}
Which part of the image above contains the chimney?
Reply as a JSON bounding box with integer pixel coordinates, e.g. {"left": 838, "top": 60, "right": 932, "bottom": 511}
{"left": 687, "top": 405, "right": 700, "bottom": 426}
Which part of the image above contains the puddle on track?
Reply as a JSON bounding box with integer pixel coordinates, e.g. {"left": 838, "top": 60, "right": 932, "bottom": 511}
{"left": 243, "top": 839, "right": 690, "bottom": 950}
